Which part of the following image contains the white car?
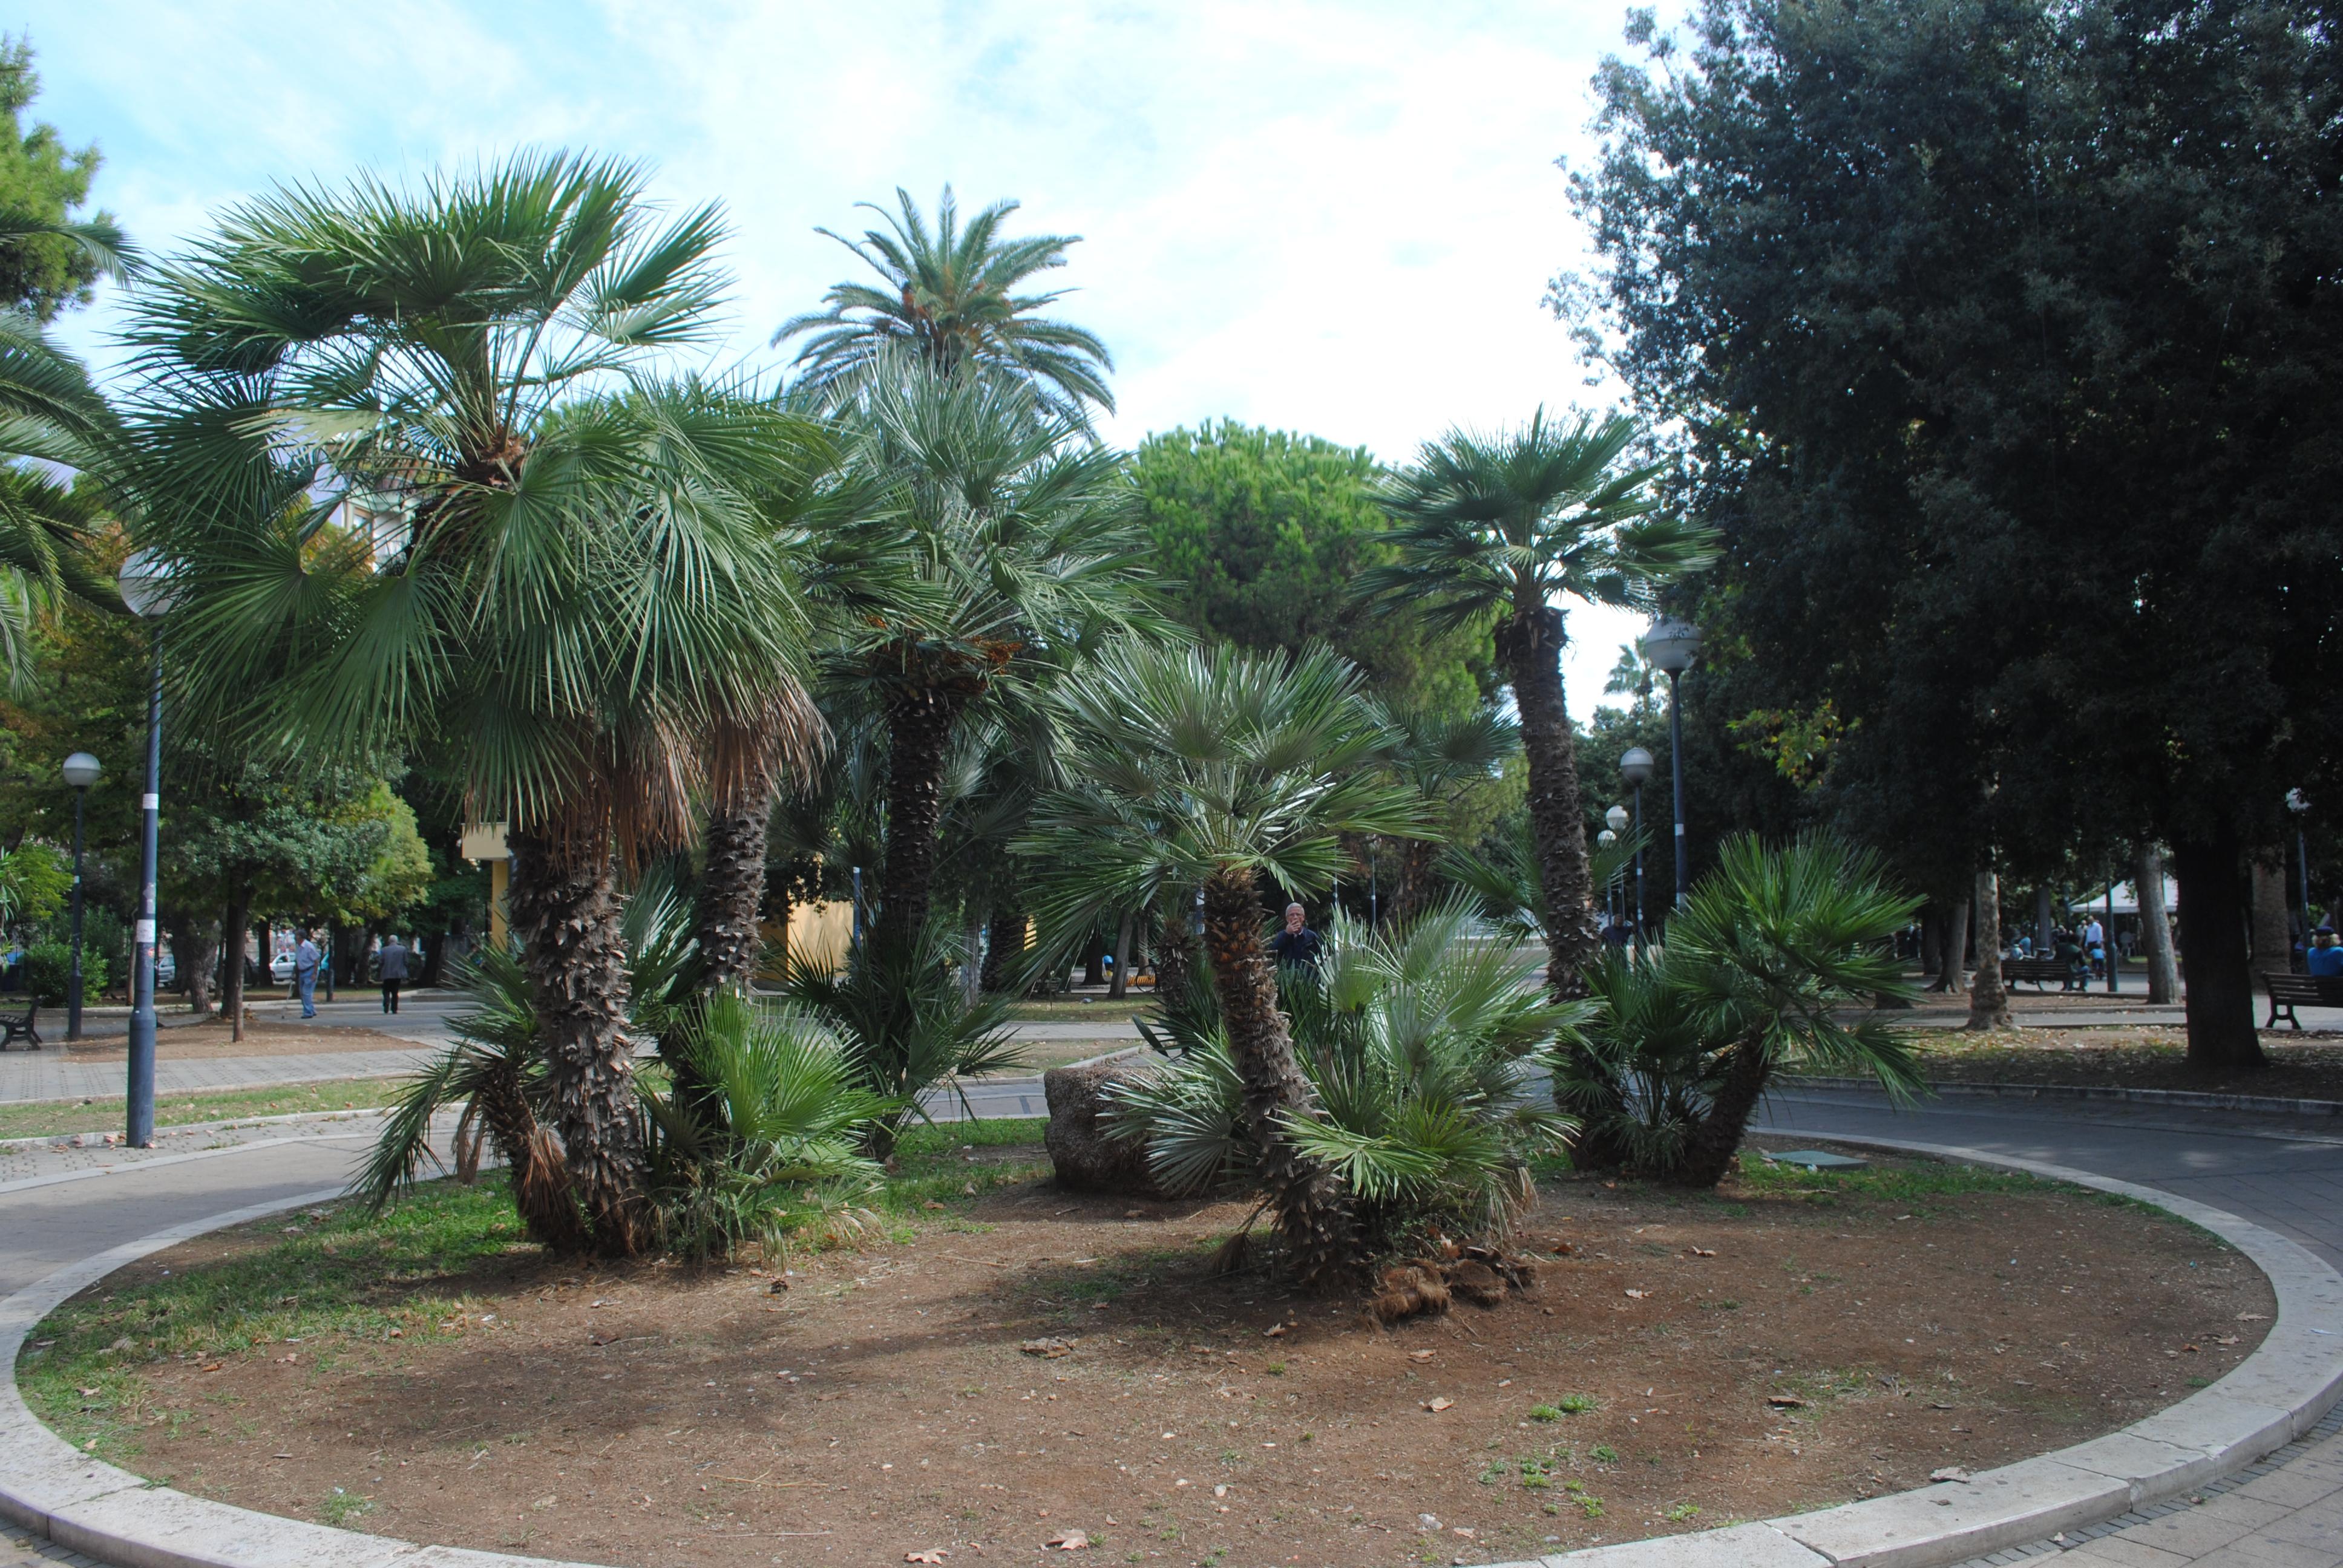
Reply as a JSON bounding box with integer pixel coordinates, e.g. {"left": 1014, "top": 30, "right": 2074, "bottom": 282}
{"left": 269, "top": 950, "right": 296, "bottom": 984}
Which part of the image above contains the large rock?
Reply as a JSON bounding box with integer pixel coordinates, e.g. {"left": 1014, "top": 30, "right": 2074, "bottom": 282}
{"left": 1044, "top": 1060, "right": 1163, "bottom": 1196}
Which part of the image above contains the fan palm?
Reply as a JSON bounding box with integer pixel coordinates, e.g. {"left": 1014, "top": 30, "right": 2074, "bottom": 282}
{"left": 1019, "top": 639, "right": 1427, "bottom": 1283}
{"left": 0, "top": 308, "right": 127, "bottom": 684}
{"left": 120, "top": 152, "right": 824, "bottom": 1255}
{"left": 1371, "top": 703, "right": 1518, "bottom": 927}
{"left": 775, "top": 187, "right": 1114, "bottom": 420}
{"left": 1108, "top": 900, "right": 1578, "bottom": 1256}
{"left": 1561, "top": 835, "right": 1923, "bottom": 1186}
{"left": 827, "top": 359, "right": 1158, "bottom": 969}
{"left": 1358, "top": 410, "right": 1715, "bottom": 995}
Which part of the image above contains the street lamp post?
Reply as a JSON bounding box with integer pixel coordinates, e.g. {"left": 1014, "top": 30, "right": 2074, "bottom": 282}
{"left": 1596, "top": 825, "right": 1619, "bottom": 925}
{"left": 2291, "top": 790, "right": 2315, "bottom": 939}
{"left": 1642, "top": 618, "right": 1703, "bottom": 907}
{"left": 118, "top": 550, "right": 177, "bottom": 1149}
{"left": 1619, "top": 748, "right": 1653, "bottom": 939}
{"left": 1603, "top": 805, "right": 1630, "bottom": 930}
{"left": 61, "top": 752, "right": 100, "bottom": 1041}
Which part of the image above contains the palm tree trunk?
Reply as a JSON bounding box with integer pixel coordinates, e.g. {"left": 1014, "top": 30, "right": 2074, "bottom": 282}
{"left": 1499, "top": 605, "right": 1600, "bottom": 993}
{"left": 695, "top": 794, "right": 771, "bottom": 995}
{"left": 875, "top": 687, "right": 958, "bottom": 959}
{"left": 2138, "top": 848, "right": 2180, "bottom": 1004}
{"left": 1107, "top": 909, "right": 1135, "bottom": 999}
{"left": 2250, "top": 845, "right": 2294, "bottom": 977}
{"left": 2171, "top": 826, "right": 2266, "bottom": 1074}
{"left": 220, "top": 892, "right": 252, "bottom": 1043}
{"left": 1967, "top": 868, "right": 2011, "bottom": 1030}
{"left": 1200, "top": 867, "right": 1356, "bottom": 1284}
{"left": 506, "top": 823, "right": 649, "bottom": 1256}
{"left": 982, "top": 909, "right": 1026, "bottom": 993}
{"left": 1673, "top": 1035, "right": 1772, "bottom": 1188}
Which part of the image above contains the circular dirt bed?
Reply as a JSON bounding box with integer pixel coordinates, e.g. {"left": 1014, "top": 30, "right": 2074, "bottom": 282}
{"left": 24, "top": 1137, "right": 2272, "bottom": 1566}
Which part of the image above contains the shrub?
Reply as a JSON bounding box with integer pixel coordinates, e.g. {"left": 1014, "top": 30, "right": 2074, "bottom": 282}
{"left": 20, "top": 940, "right": 106, "bottom": 1005}
{"left": 1108, "top": 899, "right": 1578, "bottom": 1258}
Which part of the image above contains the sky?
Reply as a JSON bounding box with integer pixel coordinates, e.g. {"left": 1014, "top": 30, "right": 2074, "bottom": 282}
{"left": 23, "top": 0, "right": 1657, "bottom": 719}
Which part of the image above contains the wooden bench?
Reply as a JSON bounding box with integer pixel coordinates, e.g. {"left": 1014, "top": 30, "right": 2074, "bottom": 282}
{"left": 0, "top": 1000, "right": 39, "bottom": 1050}
{"left": 2265, "top": 973, "right": 2343, "bottom": 1031}
{"left": 2001, "top": 957, "right": 2080, "bottom": 991}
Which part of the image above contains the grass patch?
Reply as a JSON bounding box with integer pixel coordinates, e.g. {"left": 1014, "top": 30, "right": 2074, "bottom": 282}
{"left": 1003, "top": 997, "right": 1162, "bottom": 1024}
{"left": 18, "top": 1175, "right": 525, "bottom": 1463}
{"left": 1735, "top": 1151, "right": 2049, "bottom": 1207}
{"left": 0, "top": 1079, "right": 401, "bottom": 1141}
{"left": 876, "top": 1118, "right": 1051, "bottom": 1215}
{"left": 1530, "top": 1393, "right": 1599, "bottom": 1420}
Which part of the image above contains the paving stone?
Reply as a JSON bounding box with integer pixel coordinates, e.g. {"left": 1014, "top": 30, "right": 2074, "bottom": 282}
{"left": 1533, "top": 1522, "right": 1826, "bottom": 1567}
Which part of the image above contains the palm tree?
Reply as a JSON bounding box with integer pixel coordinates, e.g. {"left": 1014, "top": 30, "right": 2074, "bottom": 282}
{"left": 1358, "top": 410, "right": 1715, "bottom": 996}
{"left": 1019, "top": 640, "right": 1426, "bottom": 1284}
{"left": 121, "top": 153, "right": 822, "bottom": 1256}
{"left": 1603, "top": 639, "right": 1657, "bottom": 716}
{"left": 827, "top": 361, "right": 1158, "bottom": 969}
{"left": 1371, "top": 703, "right": 1518, "bottom": 927}
{"left": 774, "top": 188, "right": 1115, "bottom": 420}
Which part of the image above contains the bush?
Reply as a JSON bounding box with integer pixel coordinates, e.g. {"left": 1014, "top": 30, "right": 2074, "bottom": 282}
{"left": 1558, "top": 834, "right": 1922, "bottom": 1187}
{"left": 20, "top": 940, "right": 106, "bottom": 1005}
{"left": 1109, "top": 899, "right": 1576, "bottom": 1258}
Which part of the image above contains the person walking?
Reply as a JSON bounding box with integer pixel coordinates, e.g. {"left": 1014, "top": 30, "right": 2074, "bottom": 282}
{"left": 293, "top": 930, "right": 321, "bottom": 1019}
{"left": 2083, "top": 913, "right": 2107, "bottom": 979}
{"left": 1267, "top": 903, "right": 1323, "bottom": 969}
{"left": 377, "top": 933, "right": 410, "bottom": 1014}
{"left": 2309, "top": 926, "right": 2343, "bottom": 979}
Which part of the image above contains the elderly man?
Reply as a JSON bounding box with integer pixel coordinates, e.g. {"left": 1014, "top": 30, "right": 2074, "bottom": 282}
{"left": 1267, "top": 903, "right": 1323, "bottom": 969}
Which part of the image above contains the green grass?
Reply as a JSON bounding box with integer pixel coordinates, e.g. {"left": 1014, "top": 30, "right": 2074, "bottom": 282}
{"left": 876, "top": 1118, "right": 1052, "bottom": 1215}
{"left": 1735, "top": 1151, "right": 2050, "bottom": 1207}
{"left": 1530, "top": 1393, "right": 1598, "bottom": 1420}
{"left": 0, "top": 1079, "right": 401, "bottom": 1141}
{"left": 1004, "top": 996, "right": 1162, "bottom": 1024}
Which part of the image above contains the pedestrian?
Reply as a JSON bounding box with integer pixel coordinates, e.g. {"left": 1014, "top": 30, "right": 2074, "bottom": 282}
{"left": 2083, "top": 912, "right": 2106, "bottom": 979}
{"left": 293, "top": 929, "right": 321, "bottom": 1019}
{"left": 1267, "top": 903, "right": 1323, "bottom": 969}
{"left": 2309, "top": 926, "right": 2343, "bottom": 980}
{"left": 377, "top": 933, "right": 410, "bottom": 1014}
{"left": 2054, "top": 926, "right": 2087, "bottom": 991}
{"left": 1601, "top": 913, "right": 1633, "bottom": 951}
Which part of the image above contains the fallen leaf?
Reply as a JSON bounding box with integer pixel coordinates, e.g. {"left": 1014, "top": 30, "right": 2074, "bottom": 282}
{"left": 1263, "top": 1324, "right": 1286, "bottom": 1338}
{"left": 906, "top": 1552, "right": 948, "bottom": 1563}
{"left": 1044, "top": 1530, "right": 1089, "bottom": 1550}
{"left": 2237, "top": 1313, "right": 2269, "bottom": 1322}
{"left": 1930, "top": 1467, "right": 1972, "bottom": 1484}
{"left": 1688, "top": 1247, "right": 1716, "bottom": 1258}
{"left": 2182, "top": 1344, "right": 2201, "bottom": 1353}
{"left": 1020, "top": 1337, "right": 1077, "bottom": 1359}
{"left": 1625, "top": 1289, "right": 1647, "bottom": 1299}
{"left": 1423, "top": 1396, "right": 1454, "bottom": 1413}
{"left": 1408, "top": 1350, "right": 1436, "bottom": 1363}
{"left": 2215, "top": 1335, "right": 2240, "bottom": 1347}
{"left": 200, "top": 1363, "right": 223, "bottom": 1373}
{"left": 1767, "top": 1395, "right": 1806, "bottom": 1408}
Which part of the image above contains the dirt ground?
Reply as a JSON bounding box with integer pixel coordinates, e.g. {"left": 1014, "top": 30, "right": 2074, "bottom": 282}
{"left": 68, "top": 1141, "right": 2271, "bottom": 1568}
{"left": 1839, "top": 1025, "right": 2343, "bottom": 1100}
{"left": 44, "top": 1015, "right": 424, "bottom": 1062}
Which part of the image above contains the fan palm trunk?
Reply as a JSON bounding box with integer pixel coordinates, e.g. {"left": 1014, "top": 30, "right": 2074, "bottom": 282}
{"left": 506, "top": 824, "right": 650, "bottom": 1255}
{"left": 1200, "top": 869, "right": 1357, "bottom": 1284}
{"left": 695, "top": 797, "right": 771, "bottom": 995}
{"left": 1671, "top": 1036, "right": 1772, "bottom": 1188}
{"left": 875, "top": 687, "right": 960, "bottom": 960}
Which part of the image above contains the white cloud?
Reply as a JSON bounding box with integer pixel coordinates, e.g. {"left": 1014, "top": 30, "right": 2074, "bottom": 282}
{"left": 28, "top": 0, "right": 1651, "bottom": 716}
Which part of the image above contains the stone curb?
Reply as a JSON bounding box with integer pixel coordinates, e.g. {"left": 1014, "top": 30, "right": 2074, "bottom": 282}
{"left": 1495, "top": 1130, "right": 2343, "bottom": 1568}
{"left": 3, "top": 1133, "right": 2336, "bottom": 1568}
{"left": 1788, "top": 1075, "right": 2343, "bottom": 1119}
{"left": 0, "top": 1187, "right": 600, "bottom": 1568}
{"left": 0, "top": 1109, "right": 390, "bottom": 1155}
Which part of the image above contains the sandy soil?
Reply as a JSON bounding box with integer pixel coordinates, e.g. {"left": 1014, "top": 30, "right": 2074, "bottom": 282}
{"left": 82, "top": 1142, "right": 2270, "bottom": 1567}
{"left": 1837, "top": 1025, "right": 2343, "bottom": 1100}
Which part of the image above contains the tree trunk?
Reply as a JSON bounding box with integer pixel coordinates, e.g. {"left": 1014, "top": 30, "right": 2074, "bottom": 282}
{"left": 961, "top": 913, "right": 984, "bottom": 1005}
{"left": 505, "top": 823, "right": 649, "bottom": 1256}
{"left": 1081, "top": 927, "right": 1107, "bottom": 988}
{"left": 2249, "top": 846, "right": 2294, "bottom": 978}
{"left": 1150, "top": 904, "right": 1196, "bottom": 1012}
{"left": 874, "top": 688, "right": 960, "bottom": 962}
{"left": 1927, "top": 898, "right": 1970, "bottom": 993}
{"left": 1918, "top": 903, "right": 1941, "bottom": 979}
{"left": 1200, "top": 867, "right": 1355, "bottom": 1284}
{"left": 695, "top": 794, "right": 771, "bottom": 994}
{"left": 220, "top": 893, "right": 252, "bottom": 1043}
{"left": 175, "top": 915, "right": 218, "bottom": 1018}
{"left": 2138, "top": 847, "right": 2180, "bottom": 1004}
{"left": 2035, "top": 886, "right": 2054, "bottom": 952}
{"left": 2171, "top": 826, "right": 2266, "bottom": 1074}
{"left": 982, "top": 909, "right": 1026, "bottom": 993}
{"left": 1107, "top": 909, "right": 1136, "bottom": 1000}
{"left": 1500, "top": 605, "right": 1600, "bottom": 996}
{"left": 419, "top": 918, "right": 455, "bottom": 988}
{"left": 1671, "top": 1034, "right": 1773, "bottom": 1188}
{"left": 1967, "top": 869, "right": 2011, "bottom": 1030}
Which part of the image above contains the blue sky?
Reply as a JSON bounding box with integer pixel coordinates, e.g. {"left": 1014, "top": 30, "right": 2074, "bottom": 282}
{"left": 21, "top": 0, "right": 1653, "bottom": 716}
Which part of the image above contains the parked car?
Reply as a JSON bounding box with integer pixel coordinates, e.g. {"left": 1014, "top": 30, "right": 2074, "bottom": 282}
{"left": 269, "top": 950, "right": 295, "bottom": 984}
{"left": 155, "top": 952, "right": 176, "bottom": 987}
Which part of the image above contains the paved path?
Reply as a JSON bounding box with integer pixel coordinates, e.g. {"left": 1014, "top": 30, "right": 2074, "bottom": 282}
{"left": 4, "top": 1082, "right": 2342, "bottom": 1564}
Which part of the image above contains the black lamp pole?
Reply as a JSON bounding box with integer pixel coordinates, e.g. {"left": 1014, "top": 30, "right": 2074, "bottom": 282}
{"left": 62, "top": 755, "right": 97, "bottom": 1041}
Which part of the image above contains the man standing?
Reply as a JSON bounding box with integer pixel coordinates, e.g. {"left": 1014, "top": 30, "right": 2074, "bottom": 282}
{"left": 2083, "top": 912, "right": 2106, "bottom": 979}
{"left": 377, "top": 933, "right": 410, "bottom": 1014}
{"left": 293, "top": 930, "right": 321, "bottom": 1019}
{"left": 2309, "top": 927, "right": 2343, "bottom": 979}
{"left": 1267, "top": 903, "right": 1323, "bottom": 969}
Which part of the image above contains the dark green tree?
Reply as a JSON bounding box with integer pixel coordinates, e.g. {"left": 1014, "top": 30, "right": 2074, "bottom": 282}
{"left": 0, "top": 37, "right": 128, "bottom": 321}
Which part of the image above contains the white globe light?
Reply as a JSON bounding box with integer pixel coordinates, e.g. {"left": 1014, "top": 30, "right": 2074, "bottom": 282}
{"left": 1619, "top": 746, "right": 1654, "bottom": 785}
{"left": 61, "top": 751, "right": 102, "bottom": 789}
{"left": 1605, "top": 804, "right": 1630, "bottom": 832}
{"left": 119, "top": 549, "right": 185, "bottom": 618}
{"left": 1643, "top": 616, "right": 1702, "bottom": 674}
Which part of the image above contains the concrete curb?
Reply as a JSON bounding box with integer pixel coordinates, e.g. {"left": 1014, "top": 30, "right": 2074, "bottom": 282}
{"left": 1789, "top": 1074, "right": 2343, "bottom": 1119}
{"left": 1, "top": 1108, "right": 391, "bottom": 1155}
{"left": 1500, "top": 1130, "right": 2343, "bottom": 1568}
{"left": 2, "top": 1134, "right": 2336, "bottom": 1568}
{"left": 0, "top": 1187, "right": 599, "bottom": 1568}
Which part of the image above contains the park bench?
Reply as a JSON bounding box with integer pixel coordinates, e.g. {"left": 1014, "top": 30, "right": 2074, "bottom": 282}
{"left": 2002, "top": 957, "right": 2079, "bottom": 992}
{"left": 2264, "top": 973, "right": 2343, "bottom": 1031}
{"left": 0, "top": 999, "right": 39, "bottom": 1050}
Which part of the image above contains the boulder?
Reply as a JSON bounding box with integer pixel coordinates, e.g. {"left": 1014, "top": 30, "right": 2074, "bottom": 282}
{"left": 1044, "top": 1059, "right": 1162, "bottom": 1196}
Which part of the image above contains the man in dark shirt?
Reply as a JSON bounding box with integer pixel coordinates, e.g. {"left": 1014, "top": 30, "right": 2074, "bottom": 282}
{"left": 1267, "top": 903, "right": 1323, "bottom": 968}
{"left": 377, "top": 934, "right": 410, "bottom": 1014}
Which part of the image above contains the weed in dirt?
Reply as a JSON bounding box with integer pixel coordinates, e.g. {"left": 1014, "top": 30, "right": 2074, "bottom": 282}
{"left": 1590, "top": 1445, "right": 1619, "bottom": 1464}
{"left": 319, "top": 1488, "right": 373, "bottom": 1525}
{"left": 1665, "top": 1502, "right": 1700, "bottom": 1522}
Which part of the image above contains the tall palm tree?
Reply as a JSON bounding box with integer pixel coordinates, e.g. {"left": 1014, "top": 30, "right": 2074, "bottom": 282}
{"left": 775, "top": 188, "right": 1115, "bottom": 421}
{"left": 120, "top": 153, "right": 822, "bottom": 1256}
{"left": 1019, "top": 640, "right": 1426, "bottom": 1284}
{"left": 0, "top": 309, "right": 129, "bottom": 682}
{"left": 828, "top": 361, "right": 1158, "bottom": 967}
{"left": 1603, "top": 639, "right": 1658, "bottom": 716}
{"left": 1358, "top": 410, "right": 1715, "bottom": 996}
